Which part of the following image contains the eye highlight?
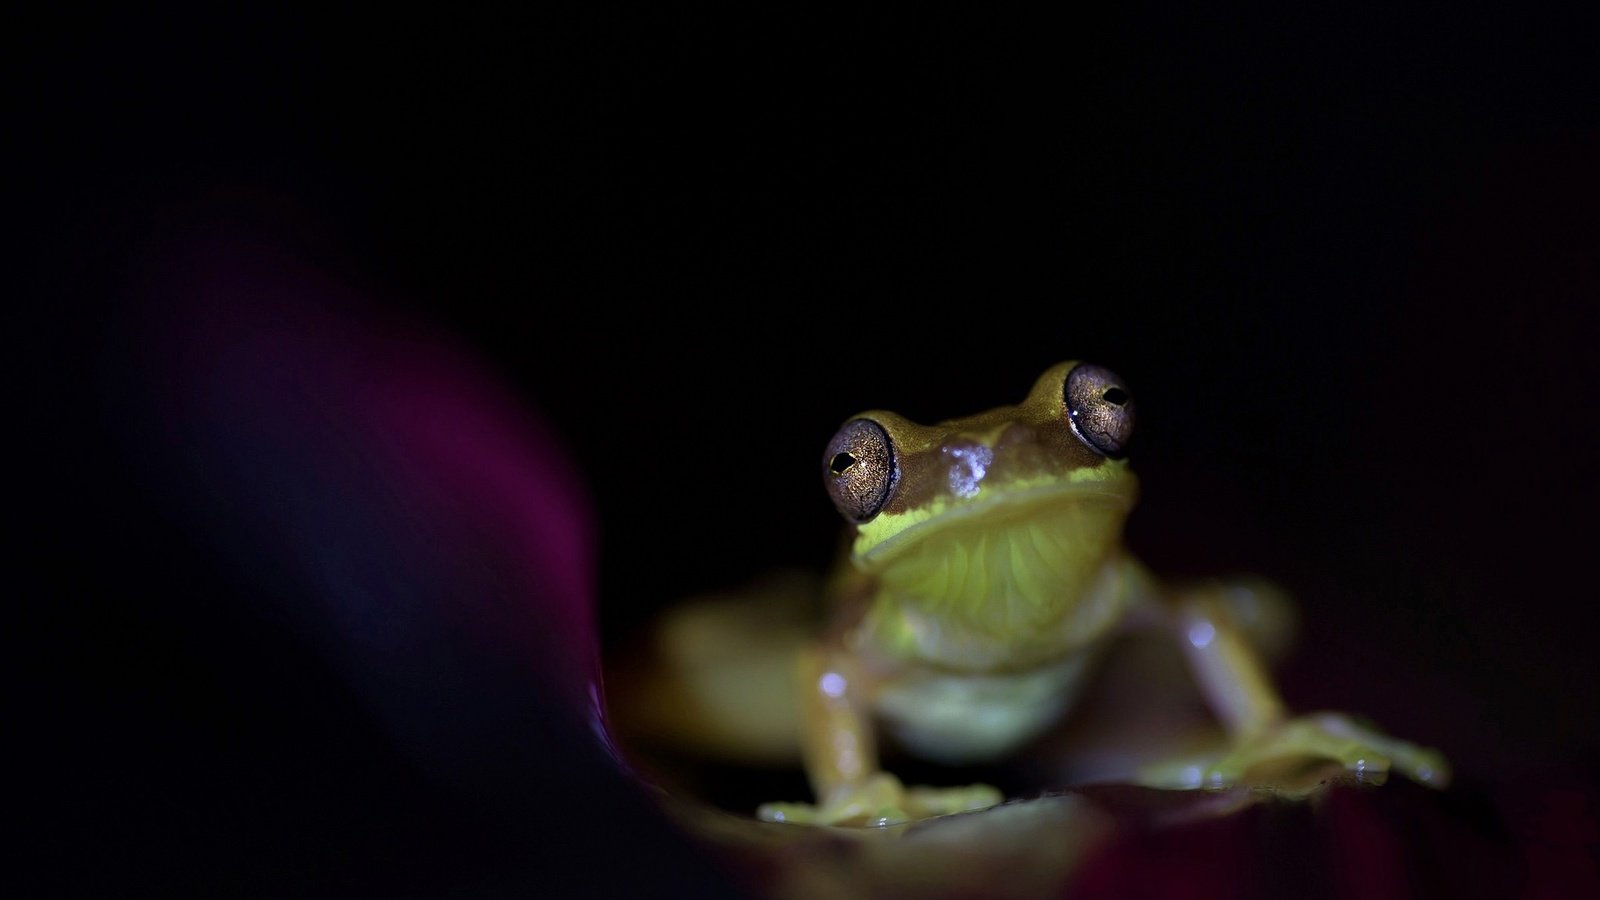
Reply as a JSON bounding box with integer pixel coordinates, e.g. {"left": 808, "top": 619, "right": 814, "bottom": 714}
{"left": 1064, "top": 363, "right": 1136, "bottom": 456}
{"left": 823, "top": 418, "right": 898, "bottom": 522}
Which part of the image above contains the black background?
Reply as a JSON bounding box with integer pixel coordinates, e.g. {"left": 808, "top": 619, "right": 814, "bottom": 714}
{"left": 16, "top": 5, "right": 1600, "bottom": 896}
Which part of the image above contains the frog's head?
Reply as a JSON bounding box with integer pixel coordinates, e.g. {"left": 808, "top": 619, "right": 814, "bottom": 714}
{"left": 823, "top": 362, "right": 1138, "bottom": 580}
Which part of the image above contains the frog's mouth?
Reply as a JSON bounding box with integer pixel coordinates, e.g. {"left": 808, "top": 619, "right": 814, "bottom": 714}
{"left": 853, "top": 477, "right": 1138, "bottom": 570}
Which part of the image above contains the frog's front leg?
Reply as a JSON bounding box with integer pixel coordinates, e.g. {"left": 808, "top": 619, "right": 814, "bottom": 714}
{"left": 1145, "top": 582, "right": 1450, "bottom": 792}
{"left": 755, "top": 645, "right": 1001, "bottom": 826}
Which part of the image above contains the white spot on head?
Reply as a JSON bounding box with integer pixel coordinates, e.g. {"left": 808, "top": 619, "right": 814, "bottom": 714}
{"left": 945, "top": 445, "right": 994, "bottom": 498}
{"left": 1187, "top": 620, "right": 1216, "bottom": 649}
{"left": 820, "top": 672, "right": 847, "bottom": 698}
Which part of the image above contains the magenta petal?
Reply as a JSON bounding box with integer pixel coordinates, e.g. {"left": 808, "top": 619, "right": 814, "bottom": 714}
{"left": 136, "top": 228, "right": 617, "bottom": 783}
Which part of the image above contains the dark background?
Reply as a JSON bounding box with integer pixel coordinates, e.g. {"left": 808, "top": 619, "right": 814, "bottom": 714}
{"left": 16, "top": 5, "right": 1600, "bottom": 895}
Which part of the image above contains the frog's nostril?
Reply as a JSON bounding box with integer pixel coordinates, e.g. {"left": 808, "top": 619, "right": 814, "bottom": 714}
{"left": 994, "top": 422, "right": 1039, "bottom": 450}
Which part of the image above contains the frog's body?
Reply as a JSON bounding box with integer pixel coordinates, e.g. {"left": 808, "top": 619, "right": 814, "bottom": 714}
{"left": 874, "top": 649, "right": 1101, "bottom": 764}
{"left": 617, "top": 362, "right": 1450, "bottom": 827}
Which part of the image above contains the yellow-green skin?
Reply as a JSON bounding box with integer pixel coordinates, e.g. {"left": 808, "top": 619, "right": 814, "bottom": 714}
{"left": 848, "top": 362, "right": 1140, "bottom": 675}
{"left": 758, "top": 362, "right": 1450, "bottom": 827}
{"left": 840, "top": 363, "right": 1144, "bottom": 763}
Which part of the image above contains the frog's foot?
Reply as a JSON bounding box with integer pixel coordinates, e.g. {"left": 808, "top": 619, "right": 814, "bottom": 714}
{"left": 1138, "top": 712, "right": 1451, "bottom": 795}
{"left": 756, "top": 773, "right": 1003, "bottom": 827}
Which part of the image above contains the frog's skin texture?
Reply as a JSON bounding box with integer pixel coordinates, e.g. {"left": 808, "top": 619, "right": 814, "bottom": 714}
{"left": 752, "top": 362, "right": 1449, "bottom": 827}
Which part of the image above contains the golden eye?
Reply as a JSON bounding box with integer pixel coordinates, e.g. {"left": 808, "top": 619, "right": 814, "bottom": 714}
{"left": 822, "top": 418, "right": 898, "bottom": 523}
{"left": 1064, "top": 363, "right": 1135, "bottom": 456}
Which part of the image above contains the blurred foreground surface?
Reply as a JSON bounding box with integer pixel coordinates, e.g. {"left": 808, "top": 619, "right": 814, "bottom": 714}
{"left": 658, "top": 776, "right": 1566, "bottom": 900}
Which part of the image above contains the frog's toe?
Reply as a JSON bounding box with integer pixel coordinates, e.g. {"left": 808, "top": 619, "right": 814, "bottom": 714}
{"left": 756, "top": 798, "right": 915, "bottom": 827}
{"left": 1135, "top": 712, "right": 1452, "bottom": 794}
{"left": 1403, "top": 749, "right": 1452, "bottom": 788}
{"left": 755, "top": 800, "right": 814, "bottom": 824}
{"left": 756, "top": 775, "right": 1002, "bottom": 827}
{"left": 1303, "top": 712, "right": 1451, "bottom": 788}
{"left": 1271, "top": 714, "right": 1393, "bottom": 783}
{"left": 757, "top": 773, "right": 914, "bottom": 827}
{"left": 1136, "top": 751, "right": 1250, "bottom": 790}
{"left": 903, "top": 782, "right": 1004, "bottom": 817}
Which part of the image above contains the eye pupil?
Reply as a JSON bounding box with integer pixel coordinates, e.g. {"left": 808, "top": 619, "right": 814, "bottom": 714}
{"left": 1064, "top": 363, "right": 1136, "bottom": 457}
{"left": 823, "top": 419, "right": 898, "bottom": 522}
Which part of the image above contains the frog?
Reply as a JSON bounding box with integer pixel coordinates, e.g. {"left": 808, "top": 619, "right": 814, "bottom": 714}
{"left": 732, "top": 361, "right": 1450, "bottom": 827}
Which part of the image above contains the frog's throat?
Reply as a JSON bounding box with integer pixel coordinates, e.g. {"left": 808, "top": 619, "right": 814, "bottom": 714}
{"left": 852, "top": 476, "right": 1137, "bottom": 567}
{"left": 852, "top": 484, "right": 1138, "bottom": 666}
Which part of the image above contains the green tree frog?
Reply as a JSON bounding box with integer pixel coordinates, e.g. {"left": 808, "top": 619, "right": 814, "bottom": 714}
{"left": 740, "top": 361, "right": 1449, "bottom": 826}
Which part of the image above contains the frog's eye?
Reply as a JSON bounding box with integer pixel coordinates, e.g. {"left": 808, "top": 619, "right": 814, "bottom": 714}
{"left": 1064, "top": 363, "right": 1135, "bottom": 456}
{"left": 823, "top": 418, "right": 898, "bottom": 523}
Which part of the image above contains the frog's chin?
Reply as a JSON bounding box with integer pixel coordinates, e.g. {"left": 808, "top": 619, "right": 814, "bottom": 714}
{"left": 852, "top": 477, "right": 1138, "bottom": 570}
